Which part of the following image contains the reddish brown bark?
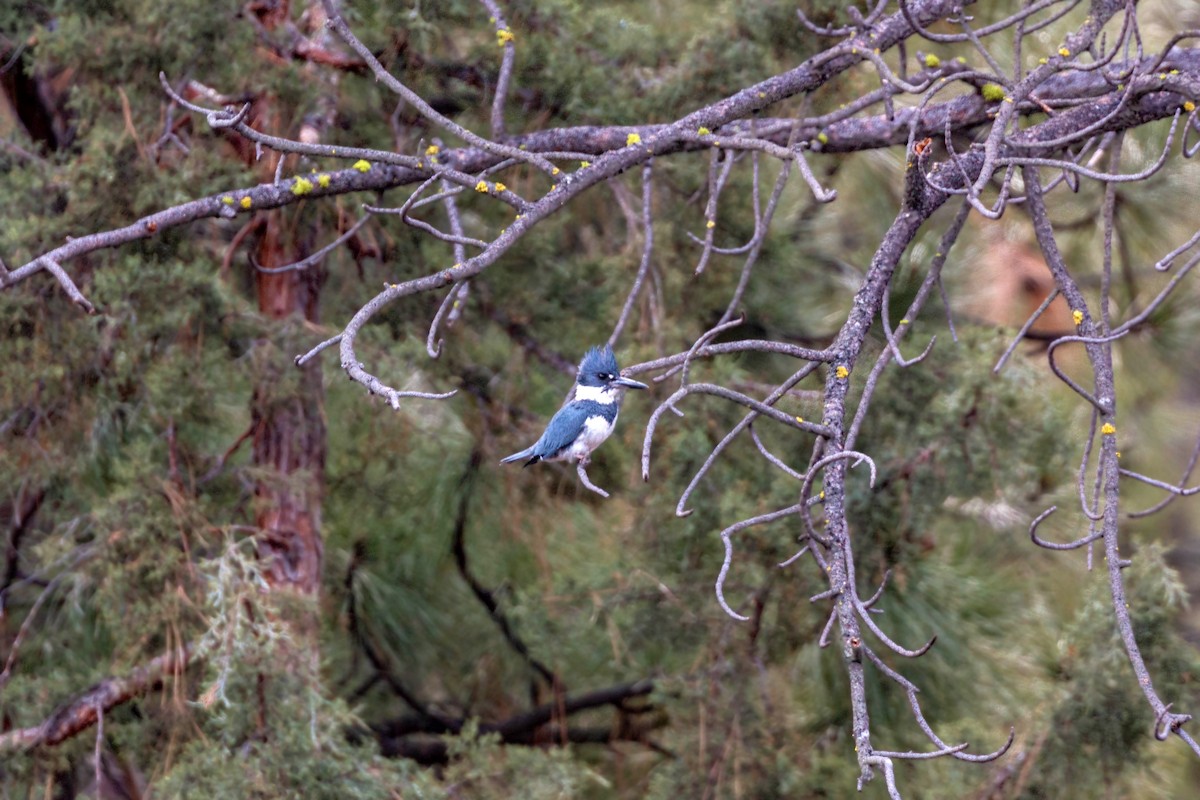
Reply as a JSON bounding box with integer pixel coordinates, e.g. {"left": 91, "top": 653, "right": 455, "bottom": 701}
{"left": 250, "top": 376, "right": 326, "bottom": 595}
{"left": 250, "top": 207, "right": 327, "bottom": 595}
{"left": 240, "top": 87, "right": 327, "bottom": 595}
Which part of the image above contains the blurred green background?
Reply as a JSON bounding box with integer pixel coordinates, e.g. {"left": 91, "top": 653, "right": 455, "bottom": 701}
{"left": 3, "top": 1, "right": 1200, "bottom": 797}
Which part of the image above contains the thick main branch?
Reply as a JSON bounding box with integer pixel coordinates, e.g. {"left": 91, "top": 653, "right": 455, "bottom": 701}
{"left": 0, "top": 643, "right": 195, "bottom": 751}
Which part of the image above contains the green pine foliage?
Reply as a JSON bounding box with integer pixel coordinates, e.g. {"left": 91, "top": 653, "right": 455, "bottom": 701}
{"left": 3, "top": 1, "right": 1200, "bottom": 798}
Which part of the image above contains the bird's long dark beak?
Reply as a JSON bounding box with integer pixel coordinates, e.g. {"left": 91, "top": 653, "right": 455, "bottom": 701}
{"left": 614, "top": 376, "right": 649, "bottom": 390}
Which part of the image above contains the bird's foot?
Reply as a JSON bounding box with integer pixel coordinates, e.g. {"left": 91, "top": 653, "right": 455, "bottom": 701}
{"left": 576, "top": 460, "right": 610, "bottom": 498}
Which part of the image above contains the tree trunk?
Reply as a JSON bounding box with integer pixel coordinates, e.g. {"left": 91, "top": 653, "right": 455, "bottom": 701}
{"left": 251, "top": 176, "right": 326, "bottom": 595}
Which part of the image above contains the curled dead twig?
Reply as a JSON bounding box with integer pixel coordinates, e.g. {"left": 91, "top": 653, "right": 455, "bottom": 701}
{"left": 1028, "top": 506, "right": 1102, "bottom": 551}
{"left": 715, "top": 504, "right": 804, "bottom": 621}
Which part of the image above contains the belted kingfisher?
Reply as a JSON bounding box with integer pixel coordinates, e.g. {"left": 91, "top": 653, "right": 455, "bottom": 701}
{"left": 501, "top": 345, "right": 647, "bottom": 495}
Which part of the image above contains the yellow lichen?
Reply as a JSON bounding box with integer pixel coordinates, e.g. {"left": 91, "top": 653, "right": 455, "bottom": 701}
{"left": 817, "top": 131, "right": 829, "bottom": 145}
{"left": 626, "top": 132, "right": 642, "bottom": 146}
{"left": 1101, "top": 423, "right": 1116, "bottom": 435}
{"left": 353, "top": 159, "right": 371, "bottom": 172}
{"left": 580, "top": 160, "right": 590, "bottom": 168}
{"left": 697, "top": 126, "right": 711, "bottom": 136}
{"left": 1186, "top": 101, "right": 1197, "bottom": 113}
{"left": 239, "top": 196, "right": 252, "bottom": 209}
{"left": 924, "top": 53, "right": 940, "bottom": 68}
{"left": 494, "top": 182, "right": 507, "bottom": 192}
{"left": 1072, "top": 309, "right": 1084, "bottom": 326}
{"left": 318, "top": 174, "right": 331, "bottom": 188}
{"left": 291, "top": 176, "right": 314, "bottom": 196}
{"left": 551, "top": 167, "right": 560, "bottom": 175}
{"left": 1058, "top": 47, "right": 1071, "bottom": 57}
{"left": 706, "top": 220, "right": 715, "bottom": 229}
{"left": 981, "top": 83, "right": 1006, "bottom": 102}
{"left": 836, "top": 366, "right": 849, "bottom": 379}
{"left": 425, "top": 145, "right": 440, "bottom": 156}
{"left": 221, "top": 196, "right": 234, "bottom": 205}
{"left": 496, "top": 28, "right": 514, "bottom": 46}
{"left": 475, "top": 180, "right": 489, "bottom": 193}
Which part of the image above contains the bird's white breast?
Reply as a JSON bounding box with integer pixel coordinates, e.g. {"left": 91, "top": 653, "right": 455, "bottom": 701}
{"left": 563, "top": 414, "right": 617, "bottom": 462}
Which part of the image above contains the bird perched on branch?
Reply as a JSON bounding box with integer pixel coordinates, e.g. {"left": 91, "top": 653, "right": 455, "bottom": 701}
{"left": 501, "top": 345, "right": 647, "bottom": 497}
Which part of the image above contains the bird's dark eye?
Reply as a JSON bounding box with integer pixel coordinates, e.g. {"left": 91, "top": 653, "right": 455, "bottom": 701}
{"left": 600, "top": 372, "right": 613, "bottom": 381}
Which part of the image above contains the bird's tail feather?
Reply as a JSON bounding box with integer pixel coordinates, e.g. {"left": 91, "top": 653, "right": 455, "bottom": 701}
{"left": 500, "top": 446, "right": 536, "bottom": 465}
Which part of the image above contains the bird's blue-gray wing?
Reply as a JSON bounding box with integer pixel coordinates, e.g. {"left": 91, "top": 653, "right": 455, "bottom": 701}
{"left": 529, "top": 402, "right": 593, "bottom": 460}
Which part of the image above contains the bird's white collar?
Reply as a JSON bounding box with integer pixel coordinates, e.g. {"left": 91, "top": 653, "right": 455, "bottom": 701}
{"left": 573, "top": 384, "right": 619, "bottom": 404}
